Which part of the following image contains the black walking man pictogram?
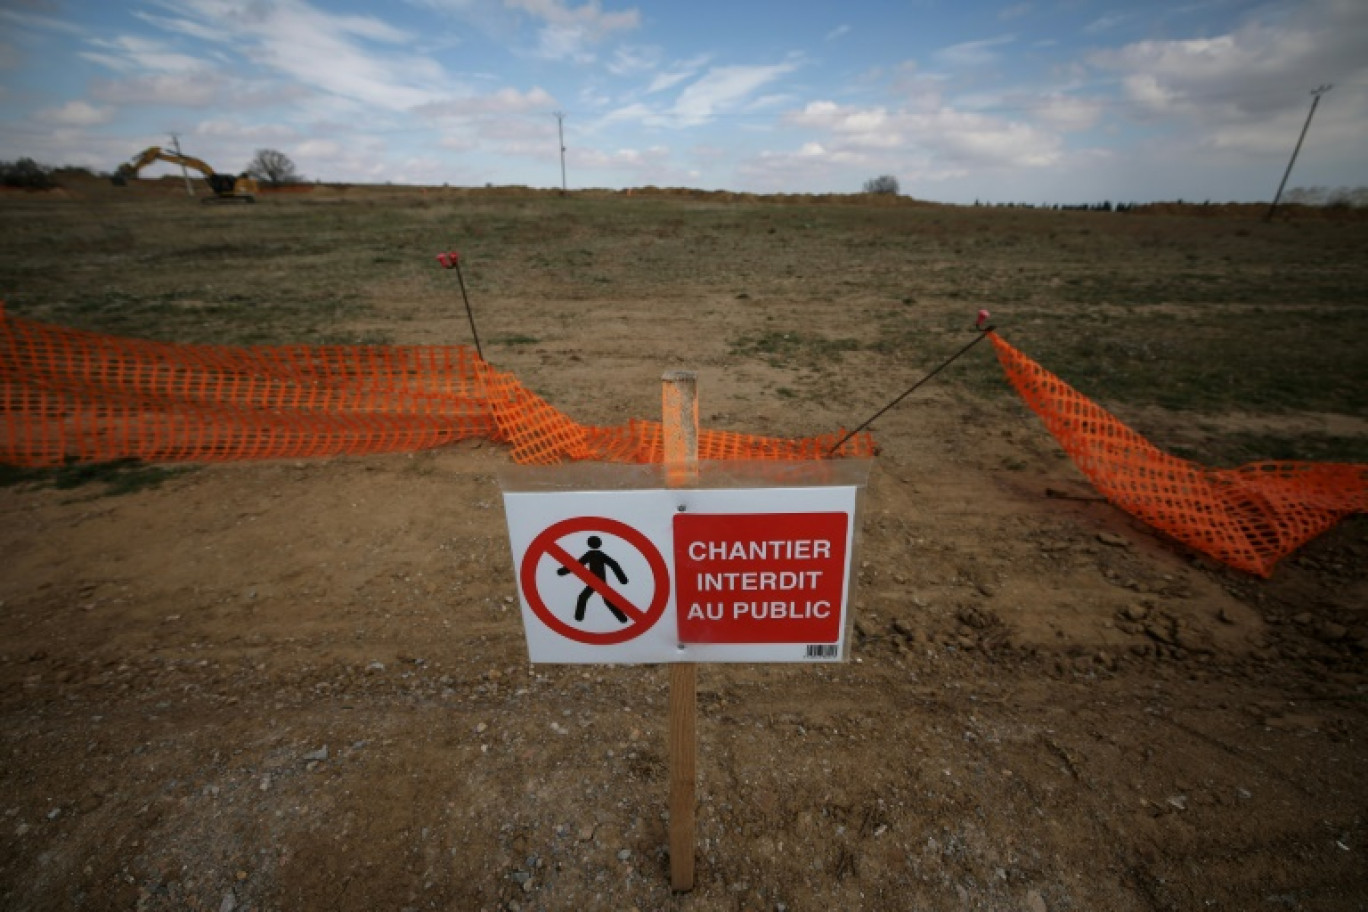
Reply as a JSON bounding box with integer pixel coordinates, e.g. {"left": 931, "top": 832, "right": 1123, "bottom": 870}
{"left": 558, "top": 535, "right": 630, "bottom": 623}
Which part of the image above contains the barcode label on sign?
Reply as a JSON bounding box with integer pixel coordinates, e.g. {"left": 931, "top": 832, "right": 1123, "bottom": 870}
{"left": 805, "top": 644, "right": 839, "bottom": 659}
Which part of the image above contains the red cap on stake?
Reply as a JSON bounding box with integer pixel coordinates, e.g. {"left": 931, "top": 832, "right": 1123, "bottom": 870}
{"left": 976, "top": 308, "right": 991, "bottom": 330}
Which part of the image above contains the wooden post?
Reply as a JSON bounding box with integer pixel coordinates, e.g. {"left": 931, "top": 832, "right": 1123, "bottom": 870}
{"left": 661, "top": 370, "right": 698, "bottom": 892}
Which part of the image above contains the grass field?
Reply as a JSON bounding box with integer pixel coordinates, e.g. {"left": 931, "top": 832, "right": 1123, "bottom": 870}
{"left": 2, "top": 179, "right": 1365, "bottom": 467}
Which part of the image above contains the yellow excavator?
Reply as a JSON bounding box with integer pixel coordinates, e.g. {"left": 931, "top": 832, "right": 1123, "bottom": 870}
{"left": 112, "top": 146, "right": 258, "bottom": 203}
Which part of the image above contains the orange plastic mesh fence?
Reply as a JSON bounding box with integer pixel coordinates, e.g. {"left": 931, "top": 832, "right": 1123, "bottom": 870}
{"left": 0, "top": 309, "right": 873, "bottom": 469}
{"left": 989, "top": 331, "right": 1367, "bottom": 577}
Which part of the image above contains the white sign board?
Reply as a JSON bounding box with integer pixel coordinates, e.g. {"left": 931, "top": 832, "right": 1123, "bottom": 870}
{"left": 502, "top": 481, "right": 861, "bottom": 664}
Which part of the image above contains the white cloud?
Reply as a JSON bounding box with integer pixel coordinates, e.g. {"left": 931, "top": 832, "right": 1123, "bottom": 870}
{"left": 296, "top": 138, "right": 342, "bottom": 159}
{"left": 1084, "top": 13, "right": 1132, "bottom": 35}
{"left": 934, "top": 35, "right": 1015, "bottom": 69}
{"left": 598, "top": 102, "right": 655, "bottom": 126}
{"left": 416, "top": 86, "right": 557, "bottom": 119}
{"left": 825, "top": 25, "right": 851, "bottom": 41}
{"left": 1034, "top": 93, "right": 1102, "bottom": 132}
{"left": 91, "top": 72, "right": 222, "bottom": 107}
{"left": 998, "top": 3, "right": 1031, "bottom": 22}
{"left": 503, "top": 0, "right": 640, "bottom": 62}
{"left": 37, "top": 100, "right": 114, "bottom": 126}
{"left": 80, "top": 34, "right": 207, "bottom": 74}
{"left": 787, "top": 99, "right": 1061, "bottom": 168}
{"left": 670, "top": 62, "right": 798, "bottom": 126}
{"left": 131, "top": 0, "right": 451, "bottom": 110}
{"left": 1088, "top": 0, "right": 1368, "bottom": 157}
{"left": 646, "top": 55, "right": 710, "bottom": 95}
{"left": 607, "top": 43, "right": 660, "bottom": 76}
{"left": 1091, "top": 1, "right": 1366, "bottom": 115}
{"left": 195, "top": 120, "right": 298, "bottom": 142}
{"left": 0, "top": 7, "right": 87, "bottom": 39}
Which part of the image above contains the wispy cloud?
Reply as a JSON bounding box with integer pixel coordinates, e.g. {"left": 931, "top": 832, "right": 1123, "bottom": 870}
{"left": 825, "top": 25, "right": 851, "bottom": 41}
{"left": 90, "top": 72, "right": 223, "bottom": 107}
{"left": 504, "top": 0, "right": 640, "bottom": 62}
{"left": 79, "top": 34, "right": 208, "bottom": 74}
{"left": 998, "top": 3, "right": 1031, "bottom": 22}
{"left": 37, "top": 100, "right": 115, "bottom": 127}
{"left": 1083, "top": 13, "right": 1132, "bottom": 35}
{"left": 646, "top": 55, "right": 711, "bottom": 94}
{"left": 669, "top": 61, "right": 799, "bottom": 126}
{"left": 787, "top": 98, "right": 1061, "bottom": 169}
{"left": 415, "top": 86, "right": 557, "bottom": 119}
{"left": 130, "top": 0, "right": 451, "bottom": 110}
{"left": 935, "top": 35, "right": 1015, "bottom": 68}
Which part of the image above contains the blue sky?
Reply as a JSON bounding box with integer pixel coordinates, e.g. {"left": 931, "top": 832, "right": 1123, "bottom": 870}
{"left": 1, "top": 0, "right": 1364, "bottom": 203}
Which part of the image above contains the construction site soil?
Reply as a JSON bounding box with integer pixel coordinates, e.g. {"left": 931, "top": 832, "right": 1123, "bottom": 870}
{"left": 1, "top": 185, "right": 1365, "bottom": 911}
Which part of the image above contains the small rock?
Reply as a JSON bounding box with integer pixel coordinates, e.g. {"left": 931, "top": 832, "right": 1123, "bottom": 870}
{"left": 1025, "top": 888, "right": 1048, "bottom": 912}
{"left": 1097, "top": 532, "right": 1130, "bottom": 548}
{"left": 1318, "top": 623, "right": 1348, "bottom": 642}
{"left": 1167, "top": 795, "right": 1188, "bottom": 811}
{"left": 366, "top": 661, "right": 385, "bottom": 673}
{"left": 302, "top": 746, "right": 328, "bottom": 763}
{"left": 1124, "top": 604, "right": 1149, "bottom": 622}
{"left": 1144, "top": 620, "right": 1175, "bottom": 645}
{"left": 617, "top": 849, "right": 632, "bottom": 862}
{"left": 577, "top": 824, "right": 596, "bottom": 842}
{"left": 475, "top": 722, "right": 488, "bottom": 734}
{"left": 219, "top": 890, "right": 237, "bottom": 912}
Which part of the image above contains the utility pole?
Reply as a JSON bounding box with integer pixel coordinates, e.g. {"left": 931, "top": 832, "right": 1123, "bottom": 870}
{"left": 554, "top": 111, "right": 567, "bottom": 195}
{"left": 1267, "top": 84, "right": 1332, "bottom": 220}
{"left": 169, "top": 133, "right": 195, "bottom": 197}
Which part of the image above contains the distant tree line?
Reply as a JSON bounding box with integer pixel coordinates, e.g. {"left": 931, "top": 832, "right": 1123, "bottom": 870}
{"left": 0, "top": 158, "right": 58, "bottom": 189}
{"left": 1281, "top": 186, "right": 1368, "bottom": 208}
{"left": 1, "top": 149, "right": 304, "bottom": 189}
{"left": 973, "top": 199, "right": 1138, "bottom": 212}
{"left": 971, "top": 187, "right": 1368, "bottom": 211}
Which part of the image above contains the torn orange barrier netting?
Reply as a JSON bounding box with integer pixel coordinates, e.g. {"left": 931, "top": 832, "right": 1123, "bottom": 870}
{"left": 989, "top": 331, "right": 1367, "bottom": 577}
{"left": 0, "top": 309, "right": 873, "bottom": 468}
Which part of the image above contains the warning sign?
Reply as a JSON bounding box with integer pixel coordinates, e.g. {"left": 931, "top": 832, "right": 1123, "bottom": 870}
{"left": 673, "top": 512, "right": 848, "bottom": 644}
{"left": 519, "top": 516, "right": 669, "bottom": 646}
{"left": 501, "top": 470, "right": 863, "bottom": 664}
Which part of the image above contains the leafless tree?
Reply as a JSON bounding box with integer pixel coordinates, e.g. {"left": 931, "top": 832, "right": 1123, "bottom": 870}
{"left": 862, "top": 174, "right": 899, "bottom": 195}
{"left": 247, "top": 149, "right": 302, "bottom": 185}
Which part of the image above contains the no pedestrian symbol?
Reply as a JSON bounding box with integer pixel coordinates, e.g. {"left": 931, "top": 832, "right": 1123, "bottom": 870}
{"left": 519, "top": 516, "right": 670, "bottom": 646}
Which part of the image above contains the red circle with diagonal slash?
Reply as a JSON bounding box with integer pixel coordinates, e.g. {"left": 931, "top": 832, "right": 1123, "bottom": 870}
{"left": 520, "top": 516, "right": 670, "bottom": 645}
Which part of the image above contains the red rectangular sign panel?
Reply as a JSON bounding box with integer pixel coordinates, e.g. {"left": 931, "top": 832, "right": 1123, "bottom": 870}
{"left": 673, "top": 512, "right": 848, "bottom": 644}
